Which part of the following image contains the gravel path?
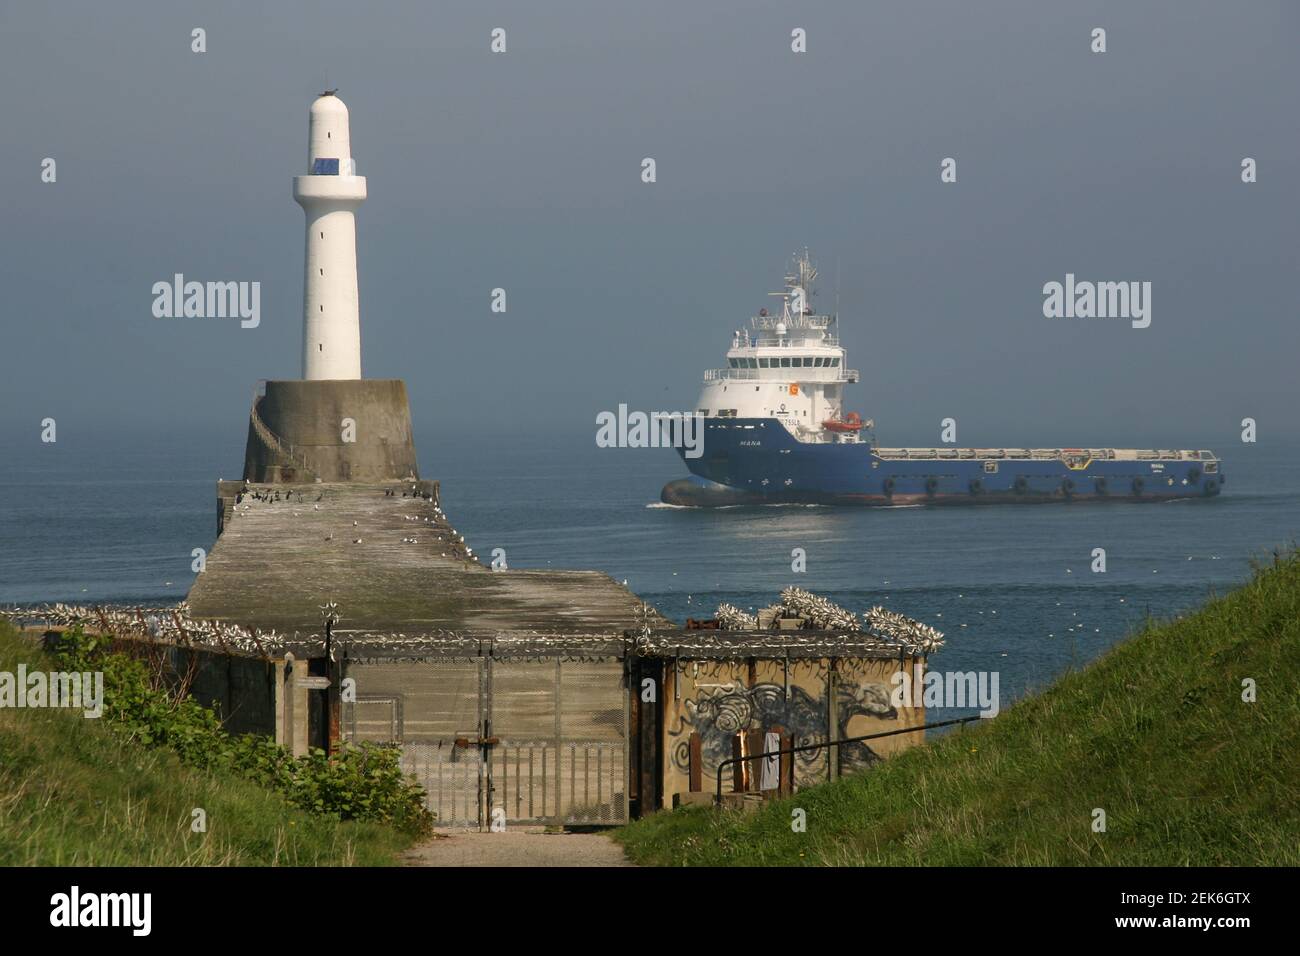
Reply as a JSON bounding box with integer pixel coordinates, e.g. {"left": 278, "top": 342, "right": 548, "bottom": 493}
{"left": 404, "top": 827, "right": 633, "bottom": 867}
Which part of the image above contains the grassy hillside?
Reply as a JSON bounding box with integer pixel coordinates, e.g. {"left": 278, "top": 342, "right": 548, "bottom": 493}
{"left": 0, "top": 621, "right": 412, "bottom": 865}
{"left": 617, "top": 553, "right": 1300, "bottom": 866}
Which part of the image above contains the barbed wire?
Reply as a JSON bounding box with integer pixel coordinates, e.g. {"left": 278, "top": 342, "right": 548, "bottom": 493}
{"left": 702, "top": 585, "right": 945, "bottom": 654}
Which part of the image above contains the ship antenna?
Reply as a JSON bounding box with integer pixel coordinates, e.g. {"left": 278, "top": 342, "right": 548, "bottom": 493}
{"left": 835, "top": 254, "right": 841, "bottom": 319}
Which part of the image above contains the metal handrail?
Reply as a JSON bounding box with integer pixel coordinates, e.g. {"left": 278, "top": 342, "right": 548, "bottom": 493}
{"left": 714, "top": 715, "right": 983, "bottom": 802}
{"left": 703, "top": 368, "right": 860, "bottom": 383}
{"left": 249, "top": 387, "right": 316, "bottom": 478}
{"left": 873, "top": 447, "right": 1211, "bottom": 462}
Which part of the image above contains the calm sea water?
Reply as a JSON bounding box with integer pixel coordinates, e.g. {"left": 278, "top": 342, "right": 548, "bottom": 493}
{"left": 2, "top": 426, "right": 1296, "bottom": 719}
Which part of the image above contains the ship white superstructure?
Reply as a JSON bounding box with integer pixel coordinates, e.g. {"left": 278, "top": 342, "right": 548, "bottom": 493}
{"left": 693, "top": 252, "right": 861, "bottom": 443}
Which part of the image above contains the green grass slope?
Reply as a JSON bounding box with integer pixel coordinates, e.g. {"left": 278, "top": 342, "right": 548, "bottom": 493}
{"left": 0, "top": 622, "right": 412, "bottom": 865}
{"left": 617, "top": 553, "right": 1300, "bottom": 866}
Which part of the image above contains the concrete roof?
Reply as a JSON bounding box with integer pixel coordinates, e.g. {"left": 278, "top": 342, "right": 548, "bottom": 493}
{"left": 186, "top": 482, "right": 669, "bottom": 639}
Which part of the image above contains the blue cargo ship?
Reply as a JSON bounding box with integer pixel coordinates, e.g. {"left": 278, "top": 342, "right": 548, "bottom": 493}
{"left": 661, "top": 253, "right": 1223, "bottom": 507}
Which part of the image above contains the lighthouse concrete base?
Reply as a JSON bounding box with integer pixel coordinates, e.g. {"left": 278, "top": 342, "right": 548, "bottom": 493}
{"left": 243, "top": 379, "right": 420, "bottom": 484}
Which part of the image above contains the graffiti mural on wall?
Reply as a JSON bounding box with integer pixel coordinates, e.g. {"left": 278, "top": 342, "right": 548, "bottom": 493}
{"left": 668, "top": 663, "right": 899, "bottom": 781}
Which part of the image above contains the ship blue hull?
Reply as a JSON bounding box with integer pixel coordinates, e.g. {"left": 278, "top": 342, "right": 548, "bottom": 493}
{"left": 662, "top": 418, "right": 1224, "bottom": 507}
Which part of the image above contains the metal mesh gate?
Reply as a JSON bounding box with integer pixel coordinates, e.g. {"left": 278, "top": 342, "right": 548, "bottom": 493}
{"left": 343, "top": 658, "right": 485, "bottom": 827}
{"left": 490, "top": 660, "right": 627, "bottom": 825}
{"left": 341, "top": 651, "right": 627, "bottom": 829}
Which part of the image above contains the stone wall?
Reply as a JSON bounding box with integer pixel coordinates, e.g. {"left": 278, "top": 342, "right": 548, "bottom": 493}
{"left": 244, "top": 379, "right": 420, "bottom": 483}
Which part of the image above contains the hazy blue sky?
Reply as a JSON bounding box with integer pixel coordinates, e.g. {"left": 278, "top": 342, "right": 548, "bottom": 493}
{"left": 2, "top": 0, "right": 1296, "bottom": 453}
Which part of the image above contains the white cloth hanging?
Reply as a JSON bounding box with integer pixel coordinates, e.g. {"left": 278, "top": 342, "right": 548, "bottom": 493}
{"left": 759, "top": 731, "right": 782, "bottom": 791}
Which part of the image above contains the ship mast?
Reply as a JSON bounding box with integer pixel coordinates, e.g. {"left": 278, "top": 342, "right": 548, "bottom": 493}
{"left": 767, "top": 249, "right": 819, "bottom": 329}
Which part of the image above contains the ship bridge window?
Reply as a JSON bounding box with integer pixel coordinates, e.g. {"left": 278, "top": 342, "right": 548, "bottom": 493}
{"left": 814, "top": 357, "right": 826, "bottom": 367}
{"left": 830, "top": 357, "right": 840, "bottom": 367}
{"left": 747, "top": 358, "right": 757, "bottom": 368}
{"left": 759, "top": 358, "right": 771, "bottom": 368}
{"left": 780, "top": 357, "right": 791, "bottom": 368}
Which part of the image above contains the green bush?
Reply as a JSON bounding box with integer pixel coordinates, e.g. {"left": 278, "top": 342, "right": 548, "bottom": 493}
{"left": 50, "top": 628, "right": 433, "bottom": 837}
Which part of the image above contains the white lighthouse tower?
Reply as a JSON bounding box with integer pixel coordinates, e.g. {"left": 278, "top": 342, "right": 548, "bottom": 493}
{"left": 293, "top": 91, "right": 366, "bottom": 380}
{"left": 241, "top": 90, "right": 418, "bottom": 485}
